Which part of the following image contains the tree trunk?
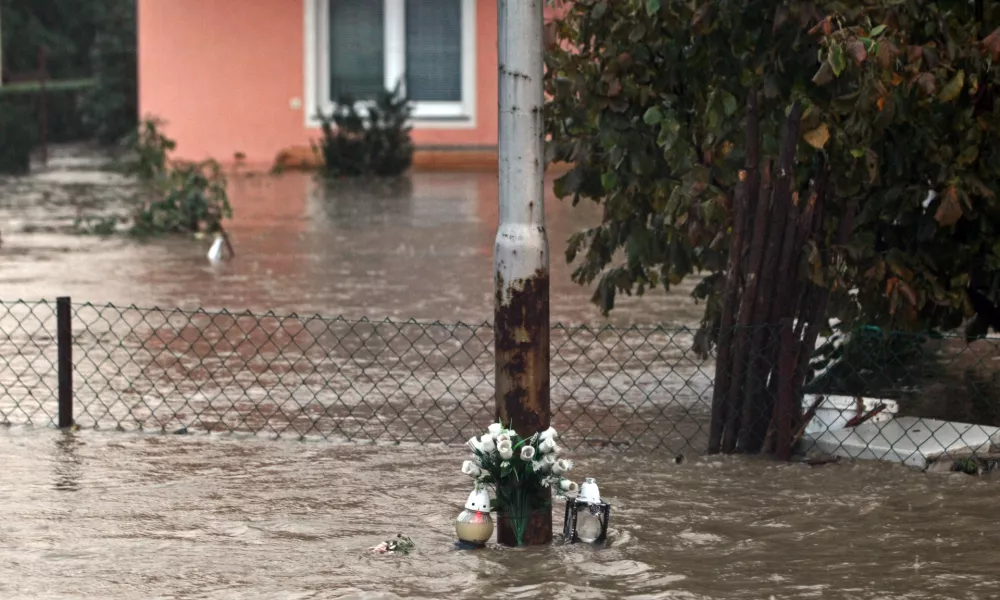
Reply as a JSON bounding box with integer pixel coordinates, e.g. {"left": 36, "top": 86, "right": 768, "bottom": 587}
{"left": 709, "top": 97, "right": 844, "bottom": 458}
{"left": 709, "top": 89, "right": 759, "bottom": 454}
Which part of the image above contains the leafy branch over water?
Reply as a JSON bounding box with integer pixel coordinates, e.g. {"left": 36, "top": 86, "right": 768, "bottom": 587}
{"left": 75, "top": 117, "right": 232, "bottom": 237}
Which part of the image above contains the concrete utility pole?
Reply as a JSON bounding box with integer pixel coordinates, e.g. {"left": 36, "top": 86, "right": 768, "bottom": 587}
{"left": 495, "top": 0, "right": 551, "bottom": 546}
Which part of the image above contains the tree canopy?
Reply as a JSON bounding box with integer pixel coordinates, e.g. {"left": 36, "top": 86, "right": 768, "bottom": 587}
{"left": 545, "top": 0, "right": 1000, "bottom": 339}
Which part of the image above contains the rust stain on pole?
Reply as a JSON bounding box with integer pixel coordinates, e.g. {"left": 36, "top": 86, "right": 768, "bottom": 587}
{"left": 495, "top": 269, "right": 551, "bottom": 435}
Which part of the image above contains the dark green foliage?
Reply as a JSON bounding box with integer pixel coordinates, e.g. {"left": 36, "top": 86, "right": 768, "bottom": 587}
{"left": 0, "top": 0, "right": 99, "bottom": 79}
{"left": 545, "top": 0, "right": 1000, "bottom": 335}
{"left": 116, "top": 117, "right": 175, "bottom": 181}
{"left": 2, "top": 0, "right": 136, "bottom": 145}
{"left": 79, "top": 118, "right": 231, "bottom": 236}
{"left": 316, "top": 84, "right": 414, "bottom": 177}
{"left": 0, "top": 99, "right": 38, "bottom": 174}
{"left": 545, "top": 0, "right": 1000, "bottom": 454}
{"left": 81, "top": 0, "right": 138, "bottom": 145}
{"left": 806, "top": 327, "right": 933, "bottom": 397}
{"left": 131, "top": 159, "right": 231, "bottom": 236}
{"left": 0, "top": 83, "right": 96, "bottom": 143}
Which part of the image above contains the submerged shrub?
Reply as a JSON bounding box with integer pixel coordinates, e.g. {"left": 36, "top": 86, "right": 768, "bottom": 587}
{"left": 79, "top": 117, "right": 232, "bottom": 236}
{"left": 0, "top": 99, "right": 38, "bottom": 175}
{"left": 316, "top": 83, "right": 414, "bottom": 177}
{"left": 117, "top": 117, "right": 174, "bottom": 181}
{"left": 131, "top": 159, "right": 231, "bottom": 236}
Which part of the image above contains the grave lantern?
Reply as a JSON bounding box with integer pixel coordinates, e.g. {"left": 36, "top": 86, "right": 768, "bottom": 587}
{"left": 455, "top": 483, "right": 493, "bottom": 547}
{"left": 563, "top": 477, "right": 610, "bottom": 544}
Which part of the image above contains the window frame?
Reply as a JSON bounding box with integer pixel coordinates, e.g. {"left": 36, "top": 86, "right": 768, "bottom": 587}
{"left": 304, "top": 0, "right": 477, "bottom": 129}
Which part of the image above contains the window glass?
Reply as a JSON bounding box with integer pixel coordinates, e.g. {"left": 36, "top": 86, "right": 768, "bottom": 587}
{"left": 329, "top": 0, "right": 385, "bottom": 100}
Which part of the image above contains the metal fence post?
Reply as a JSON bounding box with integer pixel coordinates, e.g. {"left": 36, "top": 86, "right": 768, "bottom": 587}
{"left": 495, "top": 0, "right": 551, "bottom": 546}
{"left": 56, "top": 297, "right": 73, "bottom": 428}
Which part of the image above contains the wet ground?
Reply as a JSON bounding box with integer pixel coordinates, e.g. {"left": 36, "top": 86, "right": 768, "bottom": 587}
{"left": 1, "top": 428, "right": 998, "bottom": 600}
{"left": 0, "top": 146, "right": 703, "bottom": 326}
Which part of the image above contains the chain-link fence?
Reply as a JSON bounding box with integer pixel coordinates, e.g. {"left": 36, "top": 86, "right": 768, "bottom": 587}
{"left": 0, "top": 299, "right": 998, "bottom": 469}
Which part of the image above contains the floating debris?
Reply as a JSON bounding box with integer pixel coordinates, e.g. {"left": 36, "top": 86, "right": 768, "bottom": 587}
{"left": 368, "top": 534, "right": 415, "bottom": 556}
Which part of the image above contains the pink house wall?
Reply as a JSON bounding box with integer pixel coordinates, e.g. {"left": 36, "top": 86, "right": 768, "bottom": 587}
{"left": 138, "top": 0, "right": 501, "bottom": 164}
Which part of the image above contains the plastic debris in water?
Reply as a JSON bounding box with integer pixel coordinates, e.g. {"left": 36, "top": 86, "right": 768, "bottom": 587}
{"left": 207, "top": 232, "right": 235, "bottom": 262}
{"left": 368, "top": 534, "right": 415, "bottom": 555}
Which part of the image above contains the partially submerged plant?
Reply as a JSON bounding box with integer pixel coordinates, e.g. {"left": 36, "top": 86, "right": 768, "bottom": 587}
{"left": 131, "top": 159, "right": 232, "bottom": 236}
{"left": 315, "top": 81, "right": 414, "bottom": 178}
{"left": 80, "top": 117, "right": 232, "bottom": 237}
{"left": 368, "top": 534, "right": 415, "bottom": 555}
{"left": 462, "top": 422, "right": 578, "bottom": 546}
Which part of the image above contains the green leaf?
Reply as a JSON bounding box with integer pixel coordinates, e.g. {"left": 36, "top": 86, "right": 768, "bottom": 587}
{"left": 645, "top": 0, "right": 661, "bottom": 16}
{"left": 601, "top": 171, "right": 619, "bottom": 191}
{"left": 850, "top": 148, "right": 866, "bottom": 158}
{"left": 643, "top": 106, "right": 663, "bottom": 125}
{"left": 870, "top": 24, "right": 886, "bottom": 37}
{"left": 829, "top": 44, "right": 847, "bottom": 76}
{"left": 723, "top": 93, "right": 738, "bottom": 117}
{"left": 656, "top": 117, "right": 682, "bottom": 151}
{"left": 591, "top": 1, "right": 608, "bottom": 19}
{"left": 938, "top": 70, "right": 965, "bottom": 103}
{"left": 957, "top": 145, "right": 979, "bottom": 167}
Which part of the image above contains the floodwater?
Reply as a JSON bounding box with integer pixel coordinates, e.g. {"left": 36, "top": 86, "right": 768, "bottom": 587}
{"left": 0, "top": 147, "right": 704, "bottom": 326}
{"left": 1, "top": 148, "right": 998, "bottom": 599}
{"left": 1, "top": 429, "right": 998, "bottom": 600}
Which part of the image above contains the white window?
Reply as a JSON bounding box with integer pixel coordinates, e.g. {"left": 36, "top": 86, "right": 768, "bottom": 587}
{"left": 305, "top": 0, "right": 476, "bottom": 127}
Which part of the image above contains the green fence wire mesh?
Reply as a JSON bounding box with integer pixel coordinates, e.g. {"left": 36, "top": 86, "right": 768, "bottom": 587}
{"left": 0, "top": 299, "right": 998, "bottom": 468}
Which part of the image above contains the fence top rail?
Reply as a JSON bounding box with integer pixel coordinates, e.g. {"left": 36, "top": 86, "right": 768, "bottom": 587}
{"left": 0, "top": 298, "right": 703, "bottom": 335}
{"left": 3, "top": 298, "right": 999, "bottom": 342}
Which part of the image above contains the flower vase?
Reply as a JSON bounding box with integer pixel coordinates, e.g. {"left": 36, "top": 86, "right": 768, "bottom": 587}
{"left": 496, "top": 508, "right": 552, "bottom": 547}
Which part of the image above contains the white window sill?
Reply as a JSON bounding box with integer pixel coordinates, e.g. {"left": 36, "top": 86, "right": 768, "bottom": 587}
{"left": 305, "top": 114, "right": 476, "bottom": 130}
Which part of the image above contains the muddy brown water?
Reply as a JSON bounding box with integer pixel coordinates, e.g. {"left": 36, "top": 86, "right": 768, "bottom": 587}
{"left": 1, "top": 429, "right": 998, "bottom": 600}
{"left": 1, "top": 149, "right": 999, "bottom": 599}
{"left": 0, "top": 148, "right": 703, "bottom": 326}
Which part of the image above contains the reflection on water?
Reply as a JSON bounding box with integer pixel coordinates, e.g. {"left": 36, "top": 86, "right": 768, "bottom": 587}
{"left": 0, "top": 167, "right": 704, "bottom": 326}
{"left": 52, "top": 431, "right": 83, "bottom": 492}
{"left": 0, "top": 429, "right": 996, "bottom": 599}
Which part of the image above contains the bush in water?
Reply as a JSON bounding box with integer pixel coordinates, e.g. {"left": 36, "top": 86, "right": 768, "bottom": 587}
{"left": 315, "top": 82, "right": 414, "bottom": 177}
{"left": 0, "top": 100, "right": 38, "bottom": 175}
{"left": 78, "top": 118, "right": 231, "bottom": 236}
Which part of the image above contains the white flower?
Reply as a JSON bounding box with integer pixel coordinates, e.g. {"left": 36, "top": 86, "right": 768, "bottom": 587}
{"left": 479, "top": 434, "right": 496, "bottom": 453}
{"left": 501, "top": 460, "right": 511, "bottom": 469}
{"left": 543, "top": 453, "right": 558, "bottom": 467}
{"left": 539, "top": 438, "right": 558, "bottom": 454}
{"left": 520, "top": 445, "right": 536, "bottom": 461}
{"left": 560, "top": 479, "right": 579, "bottom": 493}
{"left": 497, "top": 439, "right": 513, "bottom": 460}
{"left": 467, "top": 437, "right": 483, "bottom": 453}
{"left": 506, "top": 428, "right": 518, "bottom": 439}
{"left": 531, "top": 460, "right": 548, "bottom": 473}
{"left": 551, "top": 459, "right": 572, "bottom": 476}
{"left": 461, "top": 460, "right": 481, "bottom": 477}
{"left": 496, "top": 433, "right": 511, "bottom": 446}
{"left": 488, "top": 423, "right": 503, "bottom": 436}
{"left": 539, "top": 427, "right": 558, "bottom": 442}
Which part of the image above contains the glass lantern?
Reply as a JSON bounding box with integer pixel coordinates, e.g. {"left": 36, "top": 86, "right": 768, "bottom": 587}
{"left": 455, "top": 483, "right": 494, "bottom": 548}
{"left": 563, "top": 477, "right": 610, "bottom": 544}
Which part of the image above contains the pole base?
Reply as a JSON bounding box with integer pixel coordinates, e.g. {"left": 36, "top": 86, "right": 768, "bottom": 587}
{"left": 496, "top": 510, "right": 553, "bottom": 547}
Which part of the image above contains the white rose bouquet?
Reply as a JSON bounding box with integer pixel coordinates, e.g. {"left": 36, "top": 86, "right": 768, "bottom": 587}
{"left": 461, "top": 422, "right": 576, "bottom": 546}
